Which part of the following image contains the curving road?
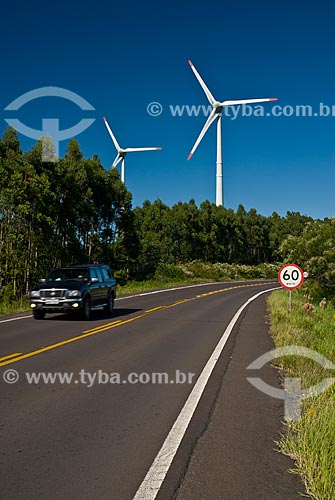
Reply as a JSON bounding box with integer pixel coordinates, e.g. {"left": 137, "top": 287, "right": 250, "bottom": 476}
{"left": 0, "top": 281, "right": 304, "bottom": 500}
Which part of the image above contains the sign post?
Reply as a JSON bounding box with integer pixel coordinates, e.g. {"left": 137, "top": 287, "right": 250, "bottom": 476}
{"left": 278, "top": 264, "right": 304, "bottom": 312}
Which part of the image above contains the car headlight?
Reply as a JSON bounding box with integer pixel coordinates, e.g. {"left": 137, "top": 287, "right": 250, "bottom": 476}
{"left": 30, "top": 290, "right": 41, "bottom": 298}
{"left": 68, "top": 290, "right": 82, "bottom": 297}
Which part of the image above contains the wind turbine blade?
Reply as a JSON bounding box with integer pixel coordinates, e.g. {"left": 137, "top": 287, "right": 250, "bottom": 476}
{"left": 123, "top": 147, "right": 162, "bottom": 153}
{"left": 187, "top": 109, "right": 217, "bottom": 160}
{"left": 103, "top": 117, "right": 121, "bottom": 151}
{"left": 222, "top": 97, "right": 278, "bottom": 106}
{"left": 188, "top": 60, "right": 216, "bottom": 105}
{"left": 112, "top": 153, "right": 123, "bottom": 168}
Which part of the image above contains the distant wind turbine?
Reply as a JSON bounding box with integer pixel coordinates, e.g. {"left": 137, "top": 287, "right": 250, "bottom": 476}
{"left": 103, "top": 117, "right": 162, "bottom": 183}
{"left": 187, "top": 60, "right": 278, "bottom": 206}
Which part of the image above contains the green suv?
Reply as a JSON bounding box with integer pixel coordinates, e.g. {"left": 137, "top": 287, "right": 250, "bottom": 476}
{"left": 30, "top": 264, "right": 117, "bottom": 320}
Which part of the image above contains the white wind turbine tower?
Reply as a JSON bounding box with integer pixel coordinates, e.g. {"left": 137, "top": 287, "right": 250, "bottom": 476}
{"left": 103, "top": 117, "right": 162, "bottom": 183}
{"left": 187, "top": 60, "right": 278, "bottom": 206}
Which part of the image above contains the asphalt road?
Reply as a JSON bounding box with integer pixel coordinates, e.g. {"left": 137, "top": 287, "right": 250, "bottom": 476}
{"left": 0, "top": 281, "right": 305, "bottom": 500}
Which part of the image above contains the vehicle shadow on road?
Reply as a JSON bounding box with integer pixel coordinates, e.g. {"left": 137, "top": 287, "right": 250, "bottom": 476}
{"left": 43, "top": 308, "right": 143, "bottom": 322}
{"left": 105, "top": 308, "right": 143, "bottom": 319}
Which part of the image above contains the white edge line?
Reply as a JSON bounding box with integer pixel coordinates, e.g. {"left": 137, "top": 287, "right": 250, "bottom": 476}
{"left": 116, "top": 282, "right": 227, "bottom": 300}
{"left": 132, "top": 286, "right": 281, "bottom": 500}
{"left": 116, "top": 280, "right": 275, "bottom": 301}
{"left": 0, "top": 315, "right": 32, "bottom": 324}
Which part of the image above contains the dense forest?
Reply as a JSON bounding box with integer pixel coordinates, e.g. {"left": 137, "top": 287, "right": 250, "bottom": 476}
{"left": 0, "top": 127, "right": 334, "bottom": 300}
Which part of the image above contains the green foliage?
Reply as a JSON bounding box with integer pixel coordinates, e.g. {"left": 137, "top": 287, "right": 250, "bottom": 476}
{"left": 280, "top": 218, "right": 335, "bottom": 299}
{"left": 178, "top": 261, "right": 279, "bottom": 281}
{"left": 154, "top": 263, "right": 188, "bottom": 281}
{"left": 0, "top": 283, "right": 15, "bottom": 304}
{"left": 0, "top": 127, "right": 136, "bottom": 298}
{"left": 114, "top": 269, "right": 128, "bottom": 286}
{"left": 132, "top": 200, "right": 313, "bottom": 279}
{"left": 0, "top": 297, "right": 30, "bottom": 316}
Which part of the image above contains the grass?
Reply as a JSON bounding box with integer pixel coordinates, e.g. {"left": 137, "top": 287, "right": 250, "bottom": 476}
{"left": 0, "top": 298, "right": 30, "bottom": 316}
{"left": 268, "top": 290, "right": 335, "bottom": 500}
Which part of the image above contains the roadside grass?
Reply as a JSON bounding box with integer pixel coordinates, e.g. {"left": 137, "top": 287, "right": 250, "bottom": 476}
{"left": 0, "top": 298, "right": 30, "bottom": 317}
{"left": 268, "top": 290, "right": 335, "bottom": 500}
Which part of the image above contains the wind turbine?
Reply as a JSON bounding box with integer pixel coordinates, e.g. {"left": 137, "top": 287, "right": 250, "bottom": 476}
{"left": 187, "top": 60, "right": 278, "bottom": 206}
{"left": 103, "top": 117, "right": 162, "bottom": 183}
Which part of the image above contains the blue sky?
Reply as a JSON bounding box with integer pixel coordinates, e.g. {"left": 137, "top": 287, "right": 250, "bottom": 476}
{"left": 1, "top": 0, "right": 334, "bottom": 219}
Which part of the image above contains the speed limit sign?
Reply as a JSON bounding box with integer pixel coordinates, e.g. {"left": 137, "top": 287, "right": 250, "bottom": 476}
{"left": 278, "top": 264, "right": 304, "bottom": 290}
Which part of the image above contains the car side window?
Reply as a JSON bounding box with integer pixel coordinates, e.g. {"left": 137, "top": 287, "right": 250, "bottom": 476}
{"left": 95, "top": 268, "right": 103, "bottom": 283}
{"left": 102, "top": 267, "right": 112, "bottom": 281}
{"left": 90, "top": 268, "right": 98, "bottom": 281}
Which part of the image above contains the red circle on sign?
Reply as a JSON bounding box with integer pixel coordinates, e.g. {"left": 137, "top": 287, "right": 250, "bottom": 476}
{"left": 278, "top": 263, "right": 304, "bottom": 290}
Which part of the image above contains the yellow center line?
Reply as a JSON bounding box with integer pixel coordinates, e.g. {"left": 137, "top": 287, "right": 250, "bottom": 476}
{"left": 0, "top": 352, "right": 23, "bottom": 362}
{"left": 0, "top": 283, "right": 268, "bottom": 367}
{"left": 82, "top": 319, "right": 123, "bottom": 334}
{"left": 83, "top": 313, "right": 149, "bottom": 334}
{"left": 145, "top": 306, "right": 167, "bottom": 313}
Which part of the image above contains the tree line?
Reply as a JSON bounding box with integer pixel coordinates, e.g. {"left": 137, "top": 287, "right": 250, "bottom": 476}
{"left": 2, "top": 126, "right": 332, "bottom": 300}
{"left": 132, "top": 200, "right": 312, "bottom": 279}
{"left": 0, "top": 127, "right": 133, "bottom": 299}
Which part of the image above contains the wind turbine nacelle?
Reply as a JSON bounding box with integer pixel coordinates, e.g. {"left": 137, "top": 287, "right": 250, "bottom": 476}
{"left": 213, "top": 101, "right": 223, "bottom": 113}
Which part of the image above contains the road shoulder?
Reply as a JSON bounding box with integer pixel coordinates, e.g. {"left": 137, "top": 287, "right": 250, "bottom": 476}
{"left": 175, "top": 294, "right": 306, "bottom": 500}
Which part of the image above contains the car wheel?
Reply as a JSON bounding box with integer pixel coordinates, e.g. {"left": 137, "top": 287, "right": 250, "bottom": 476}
{"left": 81, "top": 297, "right": 91, "bottom": 320}
{"left": 33, "top": 309, "right": 45, "bottom": 320}
{"left": 104, "top": 293, "right": 114, "bottom": 315}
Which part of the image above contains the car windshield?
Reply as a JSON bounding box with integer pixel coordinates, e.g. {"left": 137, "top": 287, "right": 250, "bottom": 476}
{"left": 47, "top": 268, "right": 89, "bottom": 282}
